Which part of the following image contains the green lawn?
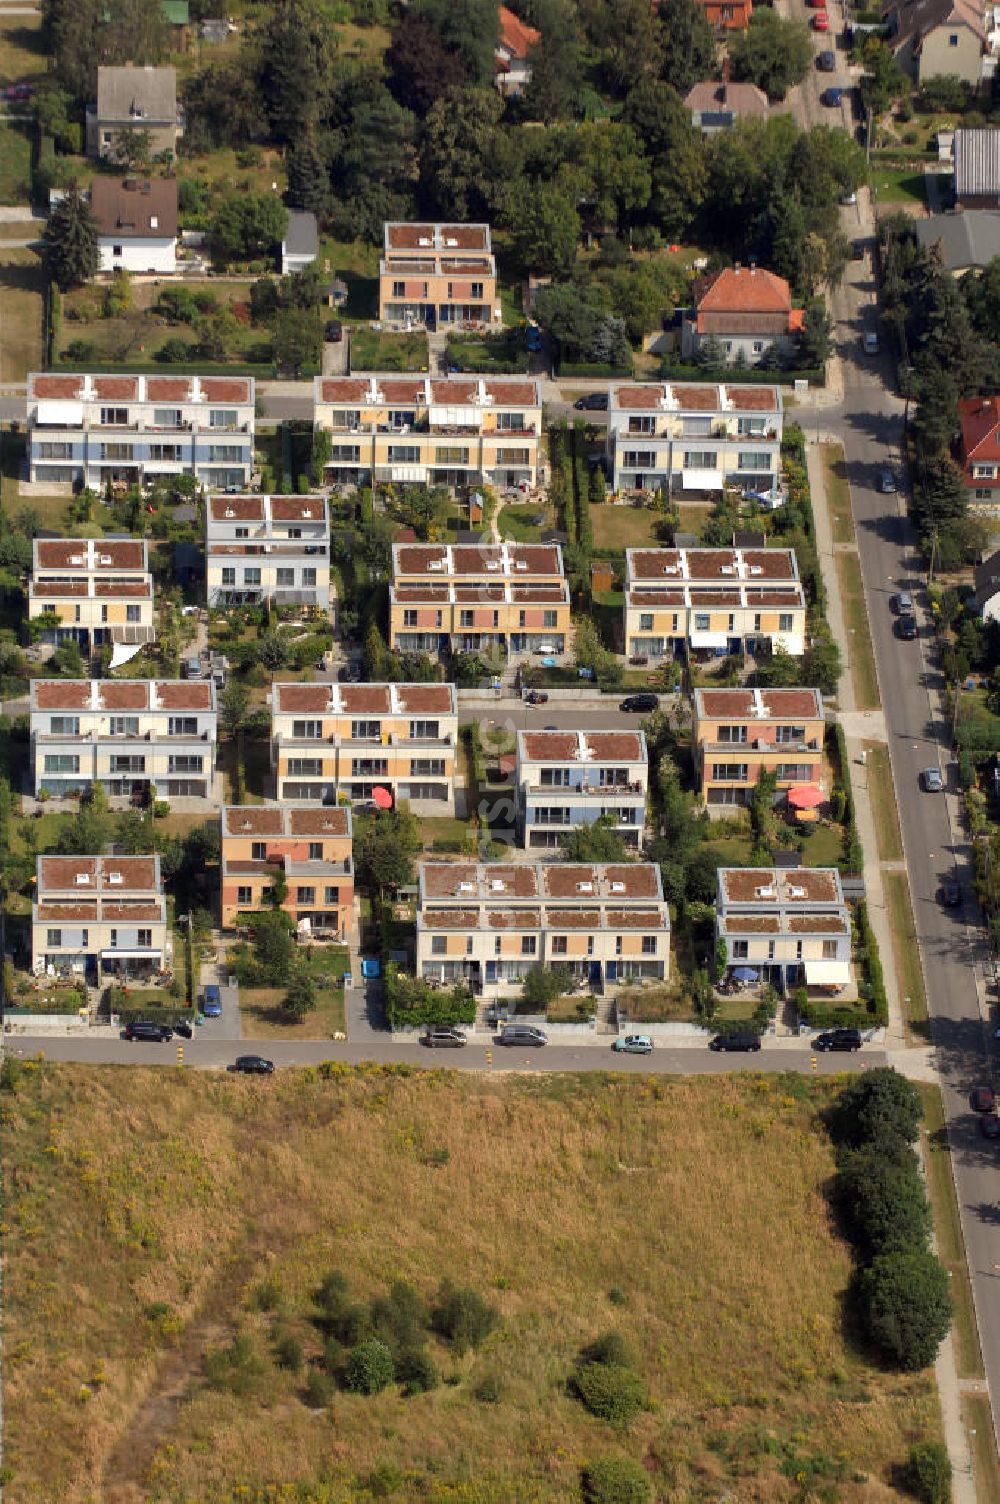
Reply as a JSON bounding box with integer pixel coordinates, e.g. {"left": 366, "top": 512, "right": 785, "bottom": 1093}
{"left": 498, "top": 503, "right": 544, "bottom": 541}
{"left": 237, "top": 945, "right": 349, "bottom": 1039}
{"left": 864, "top": 742, "right": 902, "bottom": 863}
{"left": 885, "top": 869, "right": 929, "bottom": 1044}
{"left": 821, "top": 442, "right": 854, "bottom": 546}
{"left": 317, "top": 236, "right": 379, "bottom": 321}
{"left": 590, "top": 502, "right": 664, "bottom": 551}
{"left": 836, "top": 552, "right": 880, "bottom": 710}
{"left": 870, "top": 168, "right": 928, "bottom": 204}
{"left": 350, "top": 327, "right": 428, "bottom": 372}
{"left": 0, "top": 246, "right": 44, "bottom": 380}
{"left": 0, "top": 16, "right": 48, "bottom": 90}
{"left": 919, "top": 1084, "right": 983, "bottom": 1381}
{"left": 58, "top": 278, "right": 271, "bottom": 369}
{"left": 799, "top": 821, "right": 843, "bottom": 866}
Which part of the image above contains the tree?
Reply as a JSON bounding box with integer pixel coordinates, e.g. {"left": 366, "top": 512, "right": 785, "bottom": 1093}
{"left": 582, "top": 1456, "right": 653, "bottom": 1504}
{"left": 345, "top": 1337, "right": 395, "bottom": 1394}
{"left": 56, "top": 781, "right": 114, "bottom": 854}
{"left": 271, "top": 308, "right": 322, "bottom": 376}
{"left": 837, "top": 1144, "right": 931, "bottom": 1257}
{"left": 829, "top": 1067, "right": 923, "bottom": 1152}
{"left": 242, "top": 909, "right": 295, "bottom": 985}
{"left": 327, "top": 82, "right": 419, "bottom": 242}
{"left": 523, "top": 0, "right": 582, "bottom": 122}
{"left": 561, "top": 817, "right": 630, "bottom": 862}
{"left": 420, "top": 86, "right": 503, "bottom": 221}
{"left": 569, "top": 122, "right": 651, "bottom": 236}
{"left": 730, "top": 10, "right": 812, "bottom": 101}
{"left": 502, "top": 180, "right": 580, "bottom": 278}
{"left": 392, "top": 484, "right": 451, "bottom": 541}
{"left": 285, "top": 132, "right": 330, "bottom": 219}
{"left": 283, "top": 968, "right": 317, "bottom": 1021}
{"left": 363, "top": 620, "right": 387, "bottom": 680}
{"left": 219, "top": 680, "right": 250, "bottom": 741}
{"left": 386, "top": 14, "right": 470, "bottom": 114}
{"left": 573, "top": 614, "right": 623, "bottom": 685}
{"left": 414, "top": 0, "right": 499, "bottom": 86}
{"left": 210, "top": 192, "right": 288, "bottom": 265}
{"left": 520, "top": 962, "right": 574, "bottom": 1011}
{"left": 859, "top": 38, "right": 903, "bottom": 117}
{"left": 799, "top": 299, "right": 834, "bottom": 366}
{"left": 657, "top": 0, "right": 716, "bottom": 95}
{"left": 801, "top": 630, "right": 842, "bottom": 696}
{"left": 100, "top": 0, "right": 168, "bottom": 67}
{"left": 855, "top": 1249, "right": 952, "bottom": 1370}
{"left": 904, "top": 1443, "right": 952, "bottom": 1504}
{"left": 112, "top": 125, "right": 152, "bottom": 170}
{"left": 255, "top": 0, "right": 335, "bottom": 142}
{"left": 622, "top": 77, "right": 705, "bottom": 239}
{"left": 41, "top": 186, "right": 99, "bottom": 291}
{"left": 431, "top": 1279, "right": 499, "bottom": 1353}
{"left": 355, "top": 805, "right": 422, "bottom": 896}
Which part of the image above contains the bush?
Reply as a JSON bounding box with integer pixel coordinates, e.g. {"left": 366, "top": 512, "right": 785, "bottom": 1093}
{"left": 473, "top": 1369, "right": 503, "bottom": 1403}
{"left": 203, "top": 1332, "right": 264, "bottom": 1396}
{"left": 570, "top": 1362, "right": 647, "bottom": 1428}
{"left": 431, "top": 1280, "right": 500, "bottom": 1355}
{"left": 580, "top": 1331, "right": 636, "bottom": 1369}
{"left": 273, "top": 1331, "right": 303, "bottom": 1372}
{"left": 397, "top": 1346, "right": 438, "bottom": 1395}
{"left": 837, "top": 1144, "right": 931, "bottom": 1257}
{"left": 582, "top": 1456, "right": 654, "bottom": 1504}
{"left": 855, "top": 1249, "right": 953, "bottom": 1370}
{"left": 303, "top": 1366, "right": 335, "bottom": 1407}
{"left": 345, "top": 1337, "right": 395, "bottom": 1395}
{"left": 904, "top": 1441, "right": 952, "bottom": 1503}
{"left": 830, "top": 1068, "right": 922, "bottom": 1152}
{"left": 370, "top": 1280, "right": 430, "bottom": 1356}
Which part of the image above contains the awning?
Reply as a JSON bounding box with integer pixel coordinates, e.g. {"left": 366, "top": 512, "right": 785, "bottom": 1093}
{"left": 681, "top": 468, "right": 723, "bottom": 492}
{"left": 803, "top": 959, "right": 850, "bottom": 985}
{"left": 100, "top": 948, "right": 162, "bottom": 960}
{"left": 690, "top": 631, "right": 730, "bottom": 649}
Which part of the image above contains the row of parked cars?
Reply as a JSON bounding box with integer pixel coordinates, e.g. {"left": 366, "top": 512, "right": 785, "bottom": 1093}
{"left": 420, "top": 1026, "right": 865, "bottom": 1053}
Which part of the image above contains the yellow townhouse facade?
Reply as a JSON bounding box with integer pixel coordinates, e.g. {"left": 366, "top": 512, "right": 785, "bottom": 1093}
{"left": 220, "top": 803, "right": 355, "bottom": 940}
{"left": 378, "top": 222, "right": 500, "bottom": 329}
{"left": 29, "top": 537, "right": 155, "bottom": 652}
{"left": 716, "top": 866, "right": 852, "bottom": 994}
{"left": 624, "top": 546, "right": 806, "bottom": 660}
{"left": 32, "top": 853, "right": 168, "bottom": 983}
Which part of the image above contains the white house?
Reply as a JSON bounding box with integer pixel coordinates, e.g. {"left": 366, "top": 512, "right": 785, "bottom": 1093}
{"left": 91, "top": 177, "right": 177, "bottom": 275}
{"left": 281, "top": 211, "right": 319, "bottom": 275}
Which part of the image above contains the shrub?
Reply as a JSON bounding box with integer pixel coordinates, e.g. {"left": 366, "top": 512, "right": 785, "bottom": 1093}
{"left": 248, "top": 1274, "right": 283, "bottom": 1312}
{"left": 837, "top": 1145, "right": 931, "bottom": 1256}
{"left": 370, "top": 1280, "right": 430, "bottom": 1356}
{"left": 303, "top": 1366, "right": 335, "bottom": 1407}
{"left": 580, "top": 1331, "right": 636, "bottom": 1369}
{"left": 203, "top": 1332, "right": 264, "bottom": 1396}
{"left": 273, "top": 1331, "right": 303, "bottom": 1372}
{"left": 582, "top": 1456, "right": 654, "bottom": 1504}
{"left": 431, "top": 1280, "right": 500, "bottom": 1354}
{"left": 473, "top": 1369, "right": 503, "bottom": 1403}
{"left": 397, "top": 1346, "right": 438, "bottom": 1395}
{"left": 829, "top": 1068, "right": 922, "bottom": 1152}
{"left": 904, "top": 1441, "right": 952, "bottom": 1503}
{"left": 314, "top": 1269, "right": 350, "bottom": 1330}
{"left": 345, "top": 1338, "right": 395, "bottom": 1395}
{"left": 855, "top": 1249, "right": 952, "bottom": 1370}
{"left": 570, "top": 1362, "right": 647, "bottom": 1428}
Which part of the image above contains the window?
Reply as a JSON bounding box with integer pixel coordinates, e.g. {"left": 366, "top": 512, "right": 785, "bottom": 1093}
{"left": 552, "top": 936, "right": 568, "bottom": 955}
{"left": 47, "top": 928, "right": 62, "bottom": 947}
{"left": 543, "top": 610, "right": 558, "bottom": 628}
{"left": 308, "top": 842, "right": 323, "bottom": 860}
{"left": 113, "top": 244, "right": 123, "bottom": 257}
{"left": 330, "top": 444, "right": 360, "bottom": 462}
{"left": 221, "top": 568, "right": 236, "bottom": 587}
{"left": 711, "top": 763, "right": 749, "bottom": 781}
{"left": 389, "top": 410, "right": 415, "bottom": 428}
{"left": 37, "top": 442, "right": 71, "bottom": 459}
{"left": 352, "top": 720, "right": 380, "bottom": 739}
{"left": 495, "top": 448, "right": 530, "bottom": 466}
{"left": 639, "top": 613, "right": 653, "bottom": 631}
{"left": 409, "top": 720, "right": 439, "bottom": 739}
{"left": 251, "top": 842, "right": 267, "bottom": 860}
{"left": 126, "top": 605, "right": 141, "bottom": 623}
{"left": 470, "top": 281, "right": 484, "bottom": 299}
{"left": 752, "top": 342, "right": 764, "bottom": 355}
{"left": 615, "top": 936, "right": 622, "bottom": 956}
{"left": 81, "top": 929, "right": 88, "bottom": 947}
{"left": 101, "top": 443, "right": 133, "bottom": 461}
{"left": 738, "top": 451, "right": 772, "bottom": 470}
{"left": 521, "top": 936, "right": 537, "bottom": 955}
{"left": 495, "top": 412, "right": 526, "bottom": 431}
{"left": 599, "top": 768, "right": 628, "bottom": 787}
{"left": 109, "top": 716, "right": 139, "bottom": 737}
{"left": 411, "top": 758, "right": 445, "bottom": 776}
{"left": 351, "top": 758, "right": 387, "bottom": 776}
{"left": 148, "top": 444, "right": 182, "bottom": 462}
{"left": 325, "top": 886, "right": 340, "bottom": 905}
{"left": 732, "top": 939, "right": 749, "bottom": 959}
{"left": 737, "top": 417, "right": 768, "bottom": 436}
{"left": 495, "top": 935, "right": 502, "bottom": 955}
{"left": 403, "top": 609, "right": 417, "bottom": 627}
{"left": 628, "top": 416, "right": 655, "bottom": 434}
{"left": 49, "top": 716, "right": 79, "bottom": 735}
{"left": 100, "top": 407, "right": 128, "bottom": 426}
{"left": 209, "top": 409, "right": 238, "bottom": 428}
{"left": 153, "top": 408, "right": 181, "bottom": 428}
{"left": 775, "top": 725, "right": 806, "bottom": 744}
{"left": 110, "top": 755, "right": 145, "bottom": 773}
{"left": 237, "top": 885, "right": 252, "bottom": 905}
{"left": 287, "top": 758, "right": 322, "bottom": 776}
{"left": 388, "top": 445, "right": 420, "bottom": 463}
{"left": 137, "top": 930, "right": 151, "bottom": 948}
{"left": 717, "top": 725, "right": 747, "bottom": 743}
{"left": 276, "top": 568, "right": 294, "bottom": 587}
{"left": 973, "top": 464, "right": 996, "bottom": 479}
{"left": 292, "top": 720, "right": 321, "bottom": 740}
{"left": 243, "top": 568, "right": 261, "bottom": 586}
{"left": 168, "top": 716, "right": 197, "bottom": 736}
{"left": 168, "top": 755, "right": 203, "bottom": 773}
{"left": 329, "top": 410, "right": 360, "bottom": 432}
{"left": 642, "top": 936, "right": 656, "bottom": 955}
{"left": 694, "top": 612, "right": 710, "bottom": 631}
{"left": 296, "top": 887, "right": 315, "bottom": 904}
{"left": 622, "top": 450, "right": 656, "bottom": 468}
{"left": 435, "top": 447, "right": 469, "bottom": 465}
{"left": 209, "top": 445, "right": 244, "bottom": 463}
{"left": 587, "top": 936, "right": 594, "bottom": 956}
{"left": 822, "top": 939, "right": 839, "bottom": 958}
{"left": 540, "top": 768, "right": 570, "bottom": 786}
{"left": 778, "top": 613, "right": 794, "bottom": 632}
{"left": 535, "top": 807, "right": 569, "bottom": 825}
{"left": 683, "top": 451, "right": 718, "bottom": 469}
{"left": 459, "top": 609, "right": 474, "bottom": 628}
{"left": 392, "top": 280, "right": 405, "bottom": 297}
{"left": 949, "top": 30, "right": 958, "bottom": 42}
{"left": 432, "top": 935, "right": 447, "bottom": 955}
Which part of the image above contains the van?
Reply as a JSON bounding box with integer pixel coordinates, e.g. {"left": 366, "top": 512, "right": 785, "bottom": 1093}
{"left": 498, "top": 1024, "right": 548, "bottom": 1046}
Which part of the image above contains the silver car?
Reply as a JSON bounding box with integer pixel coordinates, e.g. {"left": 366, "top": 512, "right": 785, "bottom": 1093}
{"left": 921, "top": 767, "right": 944, "bottom": 792}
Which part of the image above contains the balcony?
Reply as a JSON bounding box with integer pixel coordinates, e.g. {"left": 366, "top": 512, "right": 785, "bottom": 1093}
{"left": 526, "top": 781, "right": 646, "bottom": 797}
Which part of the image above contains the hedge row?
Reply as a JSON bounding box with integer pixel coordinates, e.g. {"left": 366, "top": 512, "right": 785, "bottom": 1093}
{"left": 658, "top": 361, "right": 825, "bottom": 388}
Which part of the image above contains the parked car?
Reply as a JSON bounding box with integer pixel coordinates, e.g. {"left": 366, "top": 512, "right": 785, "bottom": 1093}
{"left": 878, "top": 469, "right": 897, "bottom": 494}
{"left": 524, "top": 690, "right": 549, "bottom": 705}
{"left": 421, "top": 1027, "right": 467, "bottom": 1047}
{"left": 202, "top": 984, "right": 222, "bottom": 1017}
{"left": 971, "top": 1086, "right": 996, "bottom": 1113}
{"left": 921, "top": 766, "right": 944, "bottom": 792}
{"left": 891, "top": 591, "right": 913, "bottom": 615}
{"left": 232, "top": 1055, "right": 275, "bottom": 1074}
{"left": 841, "top": 190, "right": 858, "bottom": 206}
{"left": 174, "top": 1018, "right": 194, "bottom": 1039}
{"left": 183, "top": 656, "right": 205, "bottom": 679}
{"left": 895, "top": 614, "right": 918, "bottom": 640}
{"left": 620, "top": 693, "right": 658, "bottom": 713}
{"left": 612, "top": 1034, "right": 653, "bottom": 1055}
{"left": 980, "top": 1113, "right": 1000, "bottom": 1139}
{"left": 123, "top": 1020, "right": 173, "bottom": 1042}
{"left": 498, "top": 1024, "right": 548, "bottom": 1046}
{"left": 813, "top": 1027, "right": 863, "bottom": 1052}
{"left": 862, "top": 331, "right": 879, "bottom": 354}
{"left": 851, "top": 237, "right": 866, "bottom": 259}
{"left": 817, "top": 48, "right": 836, "bottom": 69}
{"left": 939, "top": 876, "right": 961, "bottom": 907}
{"left": 813, "top": 10, "right": 830, "bottom": 28}
{"left": 526, "top": 324, "right": 543, "bottom": 352}
{"left": 574, "top": 393, "right": 608, "bottom": 411}
{"left": 822, "top": 87, "right": 842, "bottom": 106}
{"left": 324, "top": 320, "right": 343, "bottom": 342}
{"left": 709, "top": 1031, "right": 762, "bottom": 1052}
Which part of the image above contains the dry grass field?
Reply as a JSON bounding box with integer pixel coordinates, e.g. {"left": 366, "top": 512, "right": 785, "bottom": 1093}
{"left": 1, "top": 1064, "right": 941, "bottom": 1504}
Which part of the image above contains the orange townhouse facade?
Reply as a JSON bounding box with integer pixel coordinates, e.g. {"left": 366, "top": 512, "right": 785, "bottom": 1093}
{"left": 220, "top": 803, "right": 355, "bottom": 940}
{"left": 692, "top": 687, "right": 827, "bottom": 809}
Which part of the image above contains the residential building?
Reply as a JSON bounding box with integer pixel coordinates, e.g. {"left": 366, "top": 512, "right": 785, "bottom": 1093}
{"left": 30, "top": 678, "right": 218, "bottom": 799}
{"left": 959, "top": 395, "right": 1000, "bottom": 511}
{"left": 684, "top": 79, "right": 769, "bottom": 133}
{"left": 974, "top": 547, "right": 1000, "bottom": 620}
{"left": 314, "top": 374, "right": 542, "bottom": 491}
{"left": 882, "top": 0, "right": 989, "bottom": 83}
{"left": 495, "top": 4, "right": 540, "bottom": 95}
{"left": 28, "top": 538, "right": 155, "bottom": 651}
{"left": 26, "top": 372, "right": 255, "bottom": 491}
{"left": 416, "top": 861, "right": 670, "bottom": 997}
{"left": 86, "top": 65, "right": 180, "bottom": 159}
{"left": 696, "top": 0, "right": 753, "bottom": 30}
{"left": 378, "top": 222, "right": 500, "bottom": 328}
{"left": 692, "top": 687, "right": 825, "bottom": 809}
{"left": 281, "top": 210, "right": 319, "bottom": 275}
{"left": 390, "top": 541, "right": 571, "bottom": 656}
{"left": 680, "top": 267, "right": 805, "bottom": 366}
{"left": 914, "top": 210, "right": 1000, "bottom": 272}
{"left": 515, "top": 730, "right": 649, "bottom": 849}
{"left": 32, "top": 854, "right": 168, "bottom": 982}
{"left": 605, "top": 380, "right": 783, "bottom": 497}
{"left": 220, "top": 804, "right": 354, "bottom": 939}
{"left": 955, "top": 128, "right": 1000, "bottom": 207}
{"left": 624, "top": 547, "right": 806, "bottom": 660}
{"left": 90, "top": 176, "right": 178, "bottom": 275}
{"left": 716, "top": 866, "right": 852, "bottom": 992}
{"left": 205, "top": 494, "right": 332, "bottom": 610}
{"left": 271, "top": 681, "right": 458, "bottom": 812}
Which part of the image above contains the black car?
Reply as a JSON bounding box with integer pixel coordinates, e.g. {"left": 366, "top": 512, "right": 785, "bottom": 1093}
{"left": 940, "top": 877, "right": 961, "bottom": 907}
{"left": 324, "top": 320, "right": 343, "bottom": 342}
{"left": 232, "top": 1055, "right": 275, "bottom": 1074}
{"left": 851, "top": 237, "right": 866, "bottom": 260}
{"left": 709, "top": 1031, "right": 762, "bottom": 1052}
{"left": 895, "top": 614, "right": 918, "bottom": 640}
{"left": 421, "top": 1027, "right": 467, "bottom": 1048}
{"left": 498, "top": 1024, "right": 548, "bottom": 1046}
{"left": 174, "top": 1018, "right": 194, "bottom": 1039}
{"left": 971, "top": 1086, "right": 996, "bottom": 1113}
{"left": 573, "top": 393, "right": 608, "bottom": 411}
{"left": 813, "top": 1027, "right": 862, "bottom": 1052}
{"left": 123, "top": 1020, "right": 173, "bottom": 1042}
{"left": 980, "top": 1113, "right": 1000, "bottom": 1139}
{"left": 620, "top": 693, "right": 658, "bottom": 713}
{"left": 816, "top": 48, "right": 836, "bottom": 69}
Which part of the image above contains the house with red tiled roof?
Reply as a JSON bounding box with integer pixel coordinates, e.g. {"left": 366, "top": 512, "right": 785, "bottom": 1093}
{"left": 515, "top": 729, "right": 649, "bottom": 849}
{"left": 960, "top": 396, "right": 1000, "bottom": 513}
{"left": 695, "top": 0, "right": 753, "bottom": 32}
{"left": 681, "top": 266, "right": 806, "bottom": 367}
{"left": 32, "top": 854, "right": 168, "bottom": 983}
{"left": 495, "top": 5, "right": 541, "bottom": 95}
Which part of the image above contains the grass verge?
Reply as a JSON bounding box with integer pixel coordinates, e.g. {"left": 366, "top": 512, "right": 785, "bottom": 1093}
{"left": 963, "top": 1393, "right": 1000, "bottom": 1503}
{"left": 0, "top": 246, "right": 44, "bottom": 381}
{"left": 821, "top": 441, "right": 854, "bottom": 546}
{"left": 885, "top": 869, "right": 929, "bottom": 1042}
{"left": 836, "top": 550, "right": 880, "bottom": 710}
{"left": 236, "top": 946, "right": 349, "bottom": 1039}
{"left": 864, "top": 742, "right": 902, "bottom": 862}
{"left": 871, "top": 168, "right": 928, "bottom": 204}
{"left": 918, "top": 1083, "right": 984, "bottom": 1380}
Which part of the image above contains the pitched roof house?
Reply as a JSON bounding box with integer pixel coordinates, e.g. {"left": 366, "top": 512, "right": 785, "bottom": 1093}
{"left": 90, "top": 177, "right": 178, "bottom": 275}
{"left": 960, "top": 395, "right": 1000, "bottom": 515}
{"left": 695, "top": 0, "right": 753, "bottom": 32}
{"left": 881, "top": 0, "right": 987, "bottom": 83}
{"left": 86, "top": 65, "right": 180, "bottom": 159}
{"left": 954, "top": 129, "right": 1000, "bottom": 209}
{"left": 684, "top": 80, "right": 769, "bottom": 133}
{"left": 914, "top": 210, "right": 1000, "bottom": 272}
{"left": 495, "top": 5, "right": 541, "bottom": 95}
{"left": 681, "top": 266, "right": 805, "bottom": 365}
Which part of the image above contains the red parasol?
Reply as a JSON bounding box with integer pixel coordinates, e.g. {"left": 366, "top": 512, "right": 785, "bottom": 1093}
{"left": 786, "top": 784, "right": 824, "bottom": 810}
{"left": 372, "top": 786, "right": 394, "bottom": 810}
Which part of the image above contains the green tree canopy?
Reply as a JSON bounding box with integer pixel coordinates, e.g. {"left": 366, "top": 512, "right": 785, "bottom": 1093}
{"left": 420, "top": 86, "right": 503, "bottom": 222}
{"left": 855, "top": 1249, "right": 952, "bottom": 1370}
{"left": 657, "top": 0, "right": 716, "bottom": 95}
{"left": 42, "top": 186, "right": 99, "bottom": 291}
{"left": 730, "top": 10, "right": 813, "bottom": 100}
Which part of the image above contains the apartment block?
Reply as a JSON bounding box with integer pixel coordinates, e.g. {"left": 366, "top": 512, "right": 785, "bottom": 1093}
{"left": 692, "top": 687, "right": 825, "bottom": 809}
{"left": 32, "top": 854, "right": 168, "bottom": 982}
{"left": 313, "top": 374, "right": 542, "bottom": 491}
{"left": 29, "top": 538, "right": 155, "bottom": 651}
{"left": 220, "top": 804, "right": 354, "bottom": 940}
{"left": 378, "top": 222, "right": 499, "bottom": 329}
{"left": 26, "top": 372, "right": 255, "bottom": 491}
{"left": 206, "top": 494, "right": 332, "bottom": 610}
{"left": 515, "top": 730, "right": 649, "bottom": 849}
{"left": 271, "top": 681, "right": 458, "bottom": 813}
{"left": 416, "top": 861, "right": 670, "bottom": 997}
{"left": 605, "top": 381, "right": 782, "bottom": 496}
{"left": 716, "top": 866, "right": 852, "bottom": 992}
{"left": 30, "top": 678, "right": 218, "bottom": 799}
{"left": 390, "top": 541, "right": 570, "bottom": 656}
{"left": 624, "top": 547, "right": 806, "bottom": 660}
